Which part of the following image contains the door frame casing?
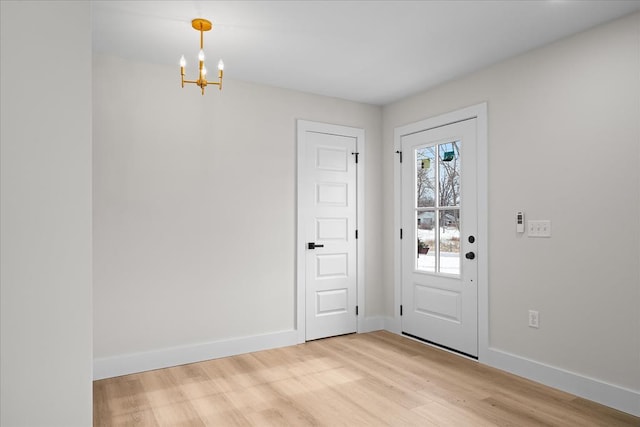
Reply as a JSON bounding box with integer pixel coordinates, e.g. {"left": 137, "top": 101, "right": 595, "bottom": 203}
{"left": 392, "top": 103, "right": 488, "bottom": 362}
{"left": 296, "top": 120, "right": 365, "bottom": 344}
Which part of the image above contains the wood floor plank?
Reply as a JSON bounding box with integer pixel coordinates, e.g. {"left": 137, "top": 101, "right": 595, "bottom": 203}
{"left": 564, "top": 396, "right": 640, "bottom": 427}
{"left": 332, "top": 378, "right": 434, "bottom": 425}
{"left": 413, "top": 400, "right": 494, "bottom": 427}
{"left": 189, "top": 393, "right": 250, "bottom": 426}
{"left": 150, "top": 400, "right": 206, "bottom": 427}
{"left": 96, "top": 377, "right": 153, "bottom": 418}
{"left": 94, "top": 331, "right": 640, "bottom": 426}
{"left": 100, "top": 409, "right": 160, "bottom": 427}
{"left": 278, "top": 383, "right": 386, "bottom": 425}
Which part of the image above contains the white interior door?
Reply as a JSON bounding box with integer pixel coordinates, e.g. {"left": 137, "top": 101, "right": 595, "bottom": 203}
{"left": 298, "top": 122, "right": 359, "bottom": 341}
{"left": 401, "top": 118, "right": 478, "bottom": 357}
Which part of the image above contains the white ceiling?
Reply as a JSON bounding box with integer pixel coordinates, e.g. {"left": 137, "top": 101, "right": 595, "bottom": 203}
{"left": 92, "top": 1, "right": 640, "bottom": 105}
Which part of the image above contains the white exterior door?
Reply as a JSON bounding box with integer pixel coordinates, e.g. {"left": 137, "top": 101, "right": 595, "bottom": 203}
{"left": 401, "top": 118, "right": 478, "bottom": 357}
{"left": 298, "top": 121, "right": 361, "bottom": 341}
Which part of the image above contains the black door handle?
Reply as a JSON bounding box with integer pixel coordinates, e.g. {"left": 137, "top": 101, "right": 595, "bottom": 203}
{"left": 465, "top": 252, "right": 475, "bottom": 260}
{"left": 308, "top": 242, "right": 325, "bottom": 249}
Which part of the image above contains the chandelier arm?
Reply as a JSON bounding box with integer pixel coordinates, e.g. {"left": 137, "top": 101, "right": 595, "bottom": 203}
{"left": 204, "top": 70, "right": 223, "bottom": 88}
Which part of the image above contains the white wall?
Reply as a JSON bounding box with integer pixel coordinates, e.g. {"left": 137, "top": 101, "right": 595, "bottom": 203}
{"left": 0, "top": 1, "right": 93, "bottom": 426}
{"left": 383, "top": 12, "right": 640, "bottom": 397}
{"left": 92, "top": 54, "right": 383, "bottom": 368}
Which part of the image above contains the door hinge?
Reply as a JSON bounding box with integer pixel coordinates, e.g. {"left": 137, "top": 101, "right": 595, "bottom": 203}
{"left": 395, "top": 150, "right": 403, "bottom": 163}
{"left": 351, "top": 152, "right": 359, "bottom": 163}
{"left": 400, "top": 228, "right": 403, "bottom": 239}
{"left": 400, "top": 305, "right": 403, "bottom": 316}
{"left": 355, "top": 229, "right": 358, "bottom": 239}
{"left": 356, "top": 305, "right": 359, "bottom": 316}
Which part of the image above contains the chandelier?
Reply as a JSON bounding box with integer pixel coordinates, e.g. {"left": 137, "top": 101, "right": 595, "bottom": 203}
{"left": 179, "top": 18, "right": 224, "bottom": 95}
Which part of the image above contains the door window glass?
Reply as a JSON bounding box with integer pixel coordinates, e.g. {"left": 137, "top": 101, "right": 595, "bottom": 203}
{"left": 416, "top": 147, "right": 436, "bottom": 208}
{"left": 439, "top": 209, "right": 460, "bottom": 275}
{"left": 415, "top": 141, "right": 461, "bottom": 276}
{"left": 438, "top": 142, "right": 460, "bottom": 207}
{"left": 416, "top": 212, "right": 435, "bottom": 272}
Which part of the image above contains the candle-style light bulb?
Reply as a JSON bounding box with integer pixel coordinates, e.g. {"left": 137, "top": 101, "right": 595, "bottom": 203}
{"left": 218, "top": 59, "right": 224, "bottom": 70}
{"left": 179, "top": 55, "right": 186, "bottom": 67}
{"left": 198, "top": 49, "right": 205, "bottom": 61}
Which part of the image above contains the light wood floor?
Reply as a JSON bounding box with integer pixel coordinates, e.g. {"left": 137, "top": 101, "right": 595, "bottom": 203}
{"left": 94, "top": 331, "right": 639, "bottom": 426}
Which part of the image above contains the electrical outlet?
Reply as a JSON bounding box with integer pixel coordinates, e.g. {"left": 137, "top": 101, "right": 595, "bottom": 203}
{"left": 528, "top": 310, "right": 539, "bottom": 328}
{"left": 528, "top": 220, "right": 551, "bottom": 237}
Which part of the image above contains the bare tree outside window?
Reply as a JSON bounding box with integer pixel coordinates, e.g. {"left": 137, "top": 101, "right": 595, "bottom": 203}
{"left": 438, "top": 142, "right": 460, "bottom": 209}
{"left": 416, "top": 147, "right": 435, "bottom": 208}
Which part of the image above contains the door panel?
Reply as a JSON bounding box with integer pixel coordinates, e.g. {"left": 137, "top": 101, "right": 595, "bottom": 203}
{"left": 401, "top": 118, "right": 478, "bottom": 357}
{"left": 414, "top": 284, "right": 460, "bottom": 321}
{"left": 317, "top": 183, "right": 348, "bottom": 205}
{"left": 316, "top": 146, "right": 349, "bottom": 171}
{"left": 316, "top": 218, "right": 348, "bottom": 240}
{"left": 316, "top": 253, "right": 348, "bottom": 278}
{"left": 316, "top": 289, "right": 348, "bottom": 314}
{"left": 302, "top": 130, "right": 357, "bottom": 341}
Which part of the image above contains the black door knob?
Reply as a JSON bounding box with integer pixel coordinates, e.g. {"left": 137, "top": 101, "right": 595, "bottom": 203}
{"left": 465, "top": 252, "right": 475, "bottom": 260}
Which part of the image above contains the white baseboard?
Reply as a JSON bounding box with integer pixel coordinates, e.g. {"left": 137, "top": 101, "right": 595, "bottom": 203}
{"left": 95, "top": 319, "right": 388, "bottom": 381}
{"left": 383, "top": 315, "right": 400, "bottom": 334}
{"left": 93, "top": 329, "right": 298, "bottom": 380}
{"left": 485, "top": 347, "right": 640, "bottom": 417}
{"left": 359, "top": 316, "right": 386, "bottom": 333}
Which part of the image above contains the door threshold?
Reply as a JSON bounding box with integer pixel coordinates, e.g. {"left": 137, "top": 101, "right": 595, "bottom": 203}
{"left": 305, "top": 332, "right": 357, "bottom": 343}
{"left": 402, "top": 332, "right": 478, "bottom": 361}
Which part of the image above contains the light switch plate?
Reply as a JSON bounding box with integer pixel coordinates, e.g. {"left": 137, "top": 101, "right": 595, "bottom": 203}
{"left": 528, "top": 220, "right": 551, "bottom": 237}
